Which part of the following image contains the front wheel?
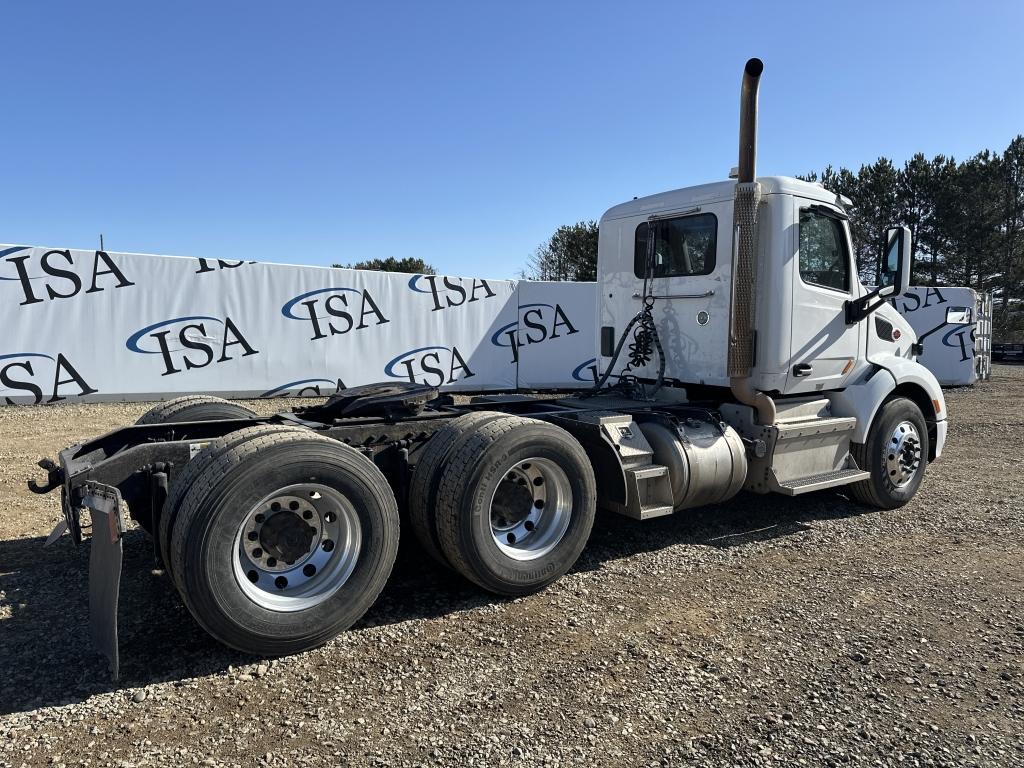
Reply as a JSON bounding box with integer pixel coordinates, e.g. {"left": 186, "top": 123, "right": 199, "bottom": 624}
{"left": 849, "top": 396, "right": 929, "bottom": 509}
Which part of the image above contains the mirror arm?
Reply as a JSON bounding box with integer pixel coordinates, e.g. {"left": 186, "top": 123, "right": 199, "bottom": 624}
{"left": 912, "top": 319, "right": 957, "bottom": 356}
{"left": 845, "top": 288, "right": 889, "bottom": 324}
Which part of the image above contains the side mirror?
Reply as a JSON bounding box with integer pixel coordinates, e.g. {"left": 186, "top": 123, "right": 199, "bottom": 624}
{"left": 878, "top": 226, "right": 912, "bottom": 298}
{"left": 945, "top": 306, "right": 973, "bottom": 325}
{"left": 844, "top": 226, "right": 913, "bottom": 324}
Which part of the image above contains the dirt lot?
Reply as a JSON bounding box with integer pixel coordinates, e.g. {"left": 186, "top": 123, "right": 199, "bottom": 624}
{"left": 1, "top": 369, "right": 1022, "bottom": 767}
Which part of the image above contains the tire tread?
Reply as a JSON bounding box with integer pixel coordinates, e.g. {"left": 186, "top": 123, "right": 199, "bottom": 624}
{"left": 407, "top": 411, "right": 507, "bottom": 566}
{"left": 136, "top": 395, "right": 256, "bottom": 426}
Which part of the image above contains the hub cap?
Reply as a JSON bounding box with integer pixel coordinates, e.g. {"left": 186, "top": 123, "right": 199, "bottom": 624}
{"left": 489, "top": 457, "right": 572, "bottom": 561}
{"left": 885, "top": 420, "right": 922, "bottom": 488}
{"left": 234, "top": 483, "right": 360, "bottom": 611}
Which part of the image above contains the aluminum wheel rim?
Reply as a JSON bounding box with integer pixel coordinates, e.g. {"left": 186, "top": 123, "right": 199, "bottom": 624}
{"left": 885, "top": 420, "right": 922, "bottom": 489}
{"left": 489, "top": 457, "right": 572, "bottom": 561}
{"left": 233, "top": 483, "right": 361, "bottom": 611}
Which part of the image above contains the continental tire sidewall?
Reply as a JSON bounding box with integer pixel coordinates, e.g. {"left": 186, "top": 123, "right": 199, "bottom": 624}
{"left": 866, "top": 398, "right": 929, "bottom": 508}
{"left": 180, "top": 442, "right": 398, "bottom": 655}
{"left": 455, "top": 426, "right": 595, "bottom": 594}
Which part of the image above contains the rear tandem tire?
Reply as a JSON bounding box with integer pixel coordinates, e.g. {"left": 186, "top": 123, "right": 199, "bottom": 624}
{"left": 159, "top": 424, "right": 310, "bottom": 587}
{"left": 407, "top": 411, "right": 508, "bottom": 567}
{"left": 135, "top": 395, "right": 257, "bottom": 426}
{"left": 434, "top": 415, "right": 596, "bottom": 596}
{"left": 169, "top": 432, "right": 399, "bottom": 656}
{"left": 129, "top": 397, "right": 258, "bottom": 533}
{"left": 848, "top": 396, "right": 929, "bottom": 510}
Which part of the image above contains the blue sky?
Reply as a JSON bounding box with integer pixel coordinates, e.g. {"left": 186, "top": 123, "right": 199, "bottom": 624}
{"left": 3, "top": 1, "right": 1022, "bottom": 279}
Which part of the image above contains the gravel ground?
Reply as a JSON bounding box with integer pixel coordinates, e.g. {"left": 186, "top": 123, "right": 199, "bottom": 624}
{"left": 1, "top": 369, "right": 1022, "bottom": 767}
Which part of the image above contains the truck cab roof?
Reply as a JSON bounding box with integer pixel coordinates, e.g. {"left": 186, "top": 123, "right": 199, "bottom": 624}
{"left": 600, "top": 176, "right": 843, "bottom": 223}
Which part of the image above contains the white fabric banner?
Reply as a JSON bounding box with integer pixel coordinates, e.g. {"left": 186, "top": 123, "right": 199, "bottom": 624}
{"left": 512, "top": 281, "right": 599, "bottom": 389}
{"left": 0, "top": 244, "right": 599, "bottom": 404}
{"left": 888, "top": 286, "right": 986, "bottom": 386}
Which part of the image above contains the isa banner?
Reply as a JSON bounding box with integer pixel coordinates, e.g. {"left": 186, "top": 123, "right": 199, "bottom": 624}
{"left": 0, "top": 244, "right": 597, "bottom": 404}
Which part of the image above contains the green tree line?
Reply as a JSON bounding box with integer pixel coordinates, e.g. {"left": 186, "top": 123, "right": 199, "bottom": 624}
{"left": 331, "top": 257, "right": 436, "bottom": 274}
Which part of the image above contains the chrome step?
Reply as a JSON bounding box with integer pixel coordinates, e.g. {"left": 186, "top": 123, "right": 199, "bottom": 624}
{"left": 775, "top": 468, "right": 870, "bottom": 496}
{"left": 634, "top": 504, "right": 675, "bottom": 520}
{"left": 617, "top": 464, "right": 676, "bottom": 520}
{"left": 775, "top": 415, "right": 857, "bottom": 440}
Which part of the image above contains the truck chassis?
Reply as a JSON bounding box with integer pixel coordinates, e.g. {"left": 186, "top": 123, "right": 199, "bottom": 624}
{"left": 33, "top": 383, "right": 750, "bottom": 677}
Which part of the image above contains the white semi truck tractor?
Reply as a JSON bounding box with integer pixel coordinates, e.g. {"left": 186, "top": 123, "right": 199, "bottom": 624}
{"left": 30, "top": 59, "right": 954, "bottom": 678}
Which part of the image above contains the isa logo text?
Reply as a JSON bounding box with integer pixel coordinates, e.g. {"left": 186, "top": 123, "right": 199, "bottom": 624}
{"left": 127, "top": 316, "right": 259, "bottom": 376}
{"left": 384, "top": 345, "right": 475, "bottom": 386}
{"left": 282, "top": 287, "right": 389, "bottom": 341}
{"left": 408, "top": 275, "right": 496, "bottom": 311}
{"left": 1, "top": 247, "right": 134, "bottom": 306}
{"left": 0, "top": 352, "right": 97, "bottom": 404}
{"left": 490, "top": 303, "right": 579, "bottom": 363}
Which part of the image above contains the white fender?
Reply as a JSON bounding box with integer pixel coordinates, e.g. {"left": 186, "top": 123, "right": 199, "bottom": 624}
{"left": 827, "top": 357, "right": 947, "bottom": 458}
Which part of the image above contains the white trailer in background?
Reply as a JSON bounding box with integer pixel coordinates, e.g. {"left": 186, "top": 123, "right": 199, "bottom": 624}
{"left": 888, "top": 287, "right": 992, "bottom": 386}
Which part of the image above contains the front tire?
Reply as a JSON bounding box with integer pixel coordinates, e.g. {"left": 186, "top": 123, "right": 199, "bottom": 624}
{"left": 849, "top": 396, "right": 929, "bottom": 509}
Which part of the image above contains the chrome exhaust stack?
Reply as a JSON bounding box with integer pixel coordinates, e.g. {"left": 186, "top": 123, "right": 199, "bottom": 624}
{"left": 736, "top": 57, "right": 763, "bottom": 185}
{"left": 728, "top": 58, "right": 776, "bottom": 425}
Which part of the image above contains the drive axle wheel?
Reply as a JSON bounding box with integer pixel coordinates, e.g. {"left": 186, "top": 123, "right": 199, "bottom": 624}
{"left": 408, "top": 411, "right": 508, "bottom": 566}
{"left": 132, "top": 396, "right": 259, "bottom": 533}
{"left": 170, "top": 433, "right": 399, "bottom": 655}
{"left": 160, "top": 424, "right": 307, "bottom": 586}
{"left": 436, "top": 415, "right": 596, "bottom": 596}
{"left": 234, "top": 483, "right": 361, "bottom": 611}
{"left": 849, "top": 396, "right": 929, "bottom": 510}
{"left": 489, "top": 458, "right": 572, "bottom": 560}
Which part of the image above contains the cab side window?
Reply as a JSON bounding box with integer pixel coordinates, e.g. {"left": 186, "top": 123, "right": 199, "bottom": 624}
{"left": 798, "top": 209, "right": 850, "bottom": 292}
{"left": 634, "top": 213, "right": 717, "bottom": 279}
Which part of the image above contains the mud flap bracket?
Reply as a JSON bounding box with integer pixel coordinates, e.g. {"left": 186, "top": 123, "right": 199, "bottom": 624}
{"left": 83, "top": 483, "right": 126, "bottom": 681}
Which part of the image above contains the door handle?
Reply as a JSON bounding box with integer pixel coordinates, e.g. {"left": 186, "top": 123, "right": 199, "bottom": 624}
{"left": 793, "top": 363, "right": 813, "bottom": 377}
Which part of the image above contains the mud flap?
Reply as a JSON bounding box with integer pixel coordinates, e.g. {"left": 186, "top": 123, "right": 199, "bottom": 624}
{"left": 84, "top": 484, "right": 126, "bottom": 681}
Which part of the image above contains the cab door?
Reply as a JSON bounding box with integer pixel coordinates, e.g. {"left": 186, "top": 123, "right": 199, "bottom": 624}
{"left": 786, "top": 201, "right": 861, "bottom": 393}
{"left": 634, "top": 203, "right": 731, "bottom": 386}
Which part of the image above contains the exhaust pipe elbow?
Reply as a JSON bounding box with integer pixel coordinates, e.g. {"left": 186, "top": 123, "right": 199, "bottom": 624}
{"left": 737, "top": 57, "right": 763, "bottom": 184}
{"left": 730, "top": 375, "right": 776, "bottom": 426}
